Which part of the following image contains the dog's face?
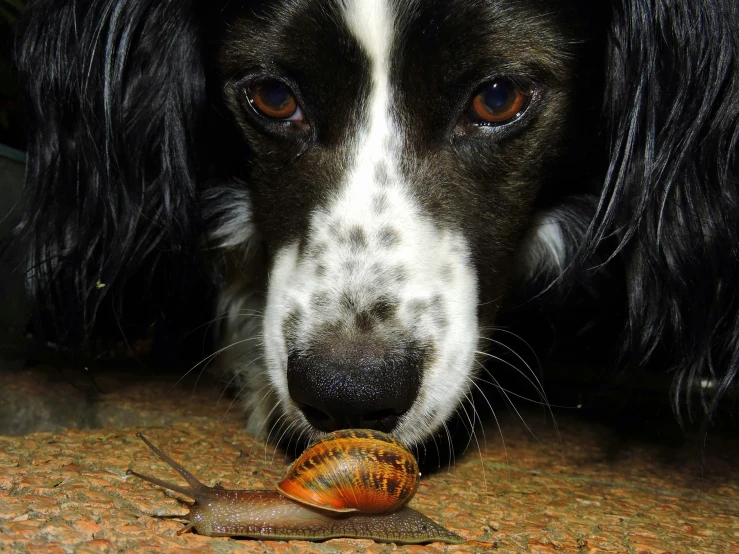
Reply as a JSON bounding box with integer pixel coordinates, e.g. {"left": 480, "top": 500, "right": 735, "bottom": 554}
{"left": 218, "top": 0, "right": 579, "bottom": 446}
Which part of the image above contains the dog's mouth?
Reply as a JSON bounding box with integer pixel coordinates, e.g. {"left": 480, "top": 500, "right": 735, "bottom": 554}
{"left": 296, "top": 405, "right": 406, "bottom": 434}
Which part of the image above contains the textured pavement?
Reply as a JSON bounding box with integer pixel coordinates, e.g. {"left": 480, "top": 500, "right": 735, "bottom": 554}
{"left": 0, "top": 364, "right": 738, "bottom": 553}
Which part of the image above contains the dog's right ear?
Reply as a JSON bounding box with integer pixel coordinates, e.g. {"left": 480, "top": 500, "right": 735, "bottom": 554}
{"left": 14, "top": 0, "right": 215, "bottom": 347}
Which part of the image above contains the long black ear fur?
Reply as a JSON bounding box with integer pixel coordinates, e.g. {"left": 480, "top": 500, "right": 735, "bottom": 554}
{"left": 587, "top": 0, "right": 739, "bottom": 425}
{"left": 14, "top": 0, "right": 208, "bottom": 347}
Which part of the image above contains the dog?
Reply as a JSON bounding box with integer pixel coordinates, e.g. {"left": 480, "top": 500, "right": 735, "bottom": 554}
{"left": 13, "top": 0, "right": 738, "bottom": 449}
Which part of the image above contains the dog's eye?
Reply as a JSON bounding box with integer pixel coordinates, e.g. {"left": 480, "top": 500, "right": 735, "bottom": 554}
{"left": 248, "top": 80, "right": 302, "bottom": 121}
{"left": 469, "top": 81, "right": 530, "bottom": 125}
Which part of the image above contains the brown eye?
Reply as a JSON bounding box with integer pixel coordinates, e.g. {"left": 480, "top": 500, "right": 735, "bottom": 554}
{"left": 249, "top": 80, "right": 301, "bottom": 120}
{"left": 469, "top": 81, "right": 530, "bottom": 124}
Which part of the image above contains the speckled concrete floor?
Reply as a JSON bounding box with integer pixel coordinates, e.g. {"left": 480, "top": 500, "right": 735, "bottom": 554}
{"left": 0, "top": 364, "right": 737, "bottom": 553}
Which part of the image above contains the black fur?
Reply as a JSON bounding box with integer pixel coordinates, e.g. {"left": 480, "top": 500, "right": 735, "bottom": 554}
{"left": 10, "top": 0, "right": 739, "bottom": 434}
{"left": 586, "top": 0, "right": 739, "bottom": 425}
{"left": 14, "top": 0, "right": 210, "bottom": 345}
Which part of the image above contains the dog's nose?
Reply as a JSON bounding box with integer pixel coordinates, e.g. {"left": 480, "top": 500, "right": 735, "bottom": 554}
{"left": 287, "top": 342, "right": 421, "bottom": 433}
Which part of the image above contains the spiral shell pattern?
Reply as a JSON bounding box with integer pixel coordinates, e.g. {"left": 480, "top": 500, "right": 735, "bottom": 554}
{"left": 276, "top": 429, "right": 420, "bottom": 513}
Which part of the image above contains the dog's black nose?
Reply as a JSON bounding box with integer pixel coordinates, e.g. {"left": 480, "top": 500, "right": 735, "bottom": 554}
{"left": 287, "top": 341, "right": 421, "bottom": 433}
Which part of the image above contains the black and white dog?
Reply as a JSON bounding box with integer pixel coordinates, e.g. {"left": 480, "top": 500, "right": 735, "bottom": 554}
{"left": 13, "top": 0, "right": 739, "bottom": 447}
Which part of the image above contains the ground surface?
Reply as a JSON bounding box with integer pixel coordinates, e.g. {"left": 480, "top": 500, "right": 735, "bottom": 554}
{"left": 0, "top": 364, "right": 737, "bottom": 553}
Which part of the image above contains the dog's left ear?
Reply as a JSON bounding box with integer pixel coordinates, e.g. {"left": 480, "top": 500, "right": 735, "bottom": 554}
{"left": 585, "top": 0, "right": 739, "bottom": 424}
{"left": 14, "top": 0, "right": 221, "bottom": 346}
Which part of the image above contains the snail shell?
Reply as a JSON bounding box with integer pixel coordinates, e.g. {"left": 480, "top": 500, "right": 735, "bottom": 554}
{"left": 276, "top": 429, "right": 420, "bottom": 513}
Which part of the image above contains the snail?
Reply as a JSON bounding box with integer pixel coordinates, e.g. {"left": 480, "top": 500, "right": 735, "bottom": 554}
{"left": 127, "top": 430, "right": 463, "bottom": 544}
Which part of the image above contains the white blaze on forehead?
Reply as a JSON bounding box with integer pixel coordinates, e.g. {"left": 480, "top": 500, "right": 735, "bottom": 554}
{"left": 342, "top": 0, "right": 394, "bottom": 70}
{"left": 340, "top": 0, "right": 396, "bottom": 189}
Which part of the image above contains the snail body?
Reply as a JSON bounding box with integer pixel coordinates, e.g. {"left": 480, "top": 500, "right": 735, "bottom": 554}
{"left": 127, "top": 432, "right": 463, "bottom": 544}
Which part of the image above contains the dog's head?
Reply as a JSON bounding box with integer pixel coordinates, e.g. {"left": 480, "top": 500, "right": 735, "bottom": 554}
{"left": 212, "top": 0, "right": 597, "bottom": 446}
{"left": 17, "top": 0, "right": 736, "bottom": 442}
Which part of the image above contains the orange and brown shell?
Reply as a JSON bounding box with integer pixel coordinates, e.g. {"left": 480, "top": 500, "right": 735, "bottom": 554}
{"left": 276, "top": 429, "right": 421, "bottom": 513}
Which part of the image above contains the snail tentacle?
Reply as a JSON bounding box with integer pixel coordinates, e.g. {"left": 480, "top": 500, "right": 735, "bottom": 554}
{"left": 126, "top": 468, "right": 199, "bottom": 499}
{"left": 134, "top": 432, "right": 210, "bottom": 493}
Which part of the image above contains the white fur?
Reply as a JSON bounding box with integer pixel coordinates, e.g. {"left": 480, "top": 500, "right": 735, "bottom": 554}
{"left": 243, "top": 0, "right": 480, "bottom": 447}
{"left": 204, "top": 185, "right": 256, "bottom": 251}
{"left": 526, "top": 213, "right": 567, "bottom": 274}
{"left": 521, "top": 201, "right": 595, "bottom": 279}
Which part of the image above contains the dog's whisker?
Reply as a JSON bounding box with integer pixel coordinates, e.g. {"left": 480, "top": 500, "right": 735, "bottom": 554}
{"left": 441, "top": 420, "right": 456, "bottom": 474}
{"left": 476, "top": 295, "right": 504, "bottom": 309}
{"left": 474, "top": 360, "right": 546, "bottom": 446}
{"left": 458, "top": 392, "right": 478, "bottom": 455}
{"left": 428, "top": 434, "right": 441, "bottom": 471}
{"left": 171, "top": 336, "right": 264, "bottom": 390}
{"left": 480, "top": 337, "right": 546, "bottom": 394}
{"left": 477, "top": 338, "right": 564, "bottom": 452}
{"left": 217, "top": 356, "right": 265, "bottom": 404}
{"left": 221, "top": 366, "right": 269, "bottom": 417}
{"left": 272, "top": 420, "right": 300, "bottom": 464}
{"left": 484, "top": 327, "right": 543, "bottom": 377}
{"left": 246, "top": 400, "right": 283, "bottom": 459}
{"left": 296, "top": 426, "right": 312, "bottom": 454}
{"left": 470, "top": 363, "right": 511, "bottom": 475}
{"left": 474, "top": 350, "right": 548, "bottom": 406}
{"left": 459, "top": 389, "right": 489, "bottom": 499}
{"left": 193, "top": 341, "right": 256, "bottom": 395}
{"left": 247, "top": 378, "right": 276, "bottom": 418}
{"left": 185, "top": 310, "right": 265, "bottom": 337}
{"left": 216, "top": 365, "right": 245, "bottom": 404}
{"left": 473, "top": 375, "right": 576, "bottom": 409}
{"left": 219, "top": 367, "right": 272, "bottom": 429}
{"left": 282, "top": 424, "right": 300, "bottom": 463}
{"left": 454, "top": 399, "right": 489, "bottom": 491}
{"left": 264, "top": 412, "right": 289, "bottom": 462}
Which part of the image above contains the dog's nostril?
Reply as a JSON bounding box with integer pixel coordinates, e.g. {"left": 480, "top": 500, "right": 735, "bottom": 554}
{"left": 297, "top": 405, "right": 404, "bottom": 434}
{"left": 288, "top": 343, "right": 421, "bottom": 434}
{"left": 363, "top": 408, "right": 398, "bottom": 422}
